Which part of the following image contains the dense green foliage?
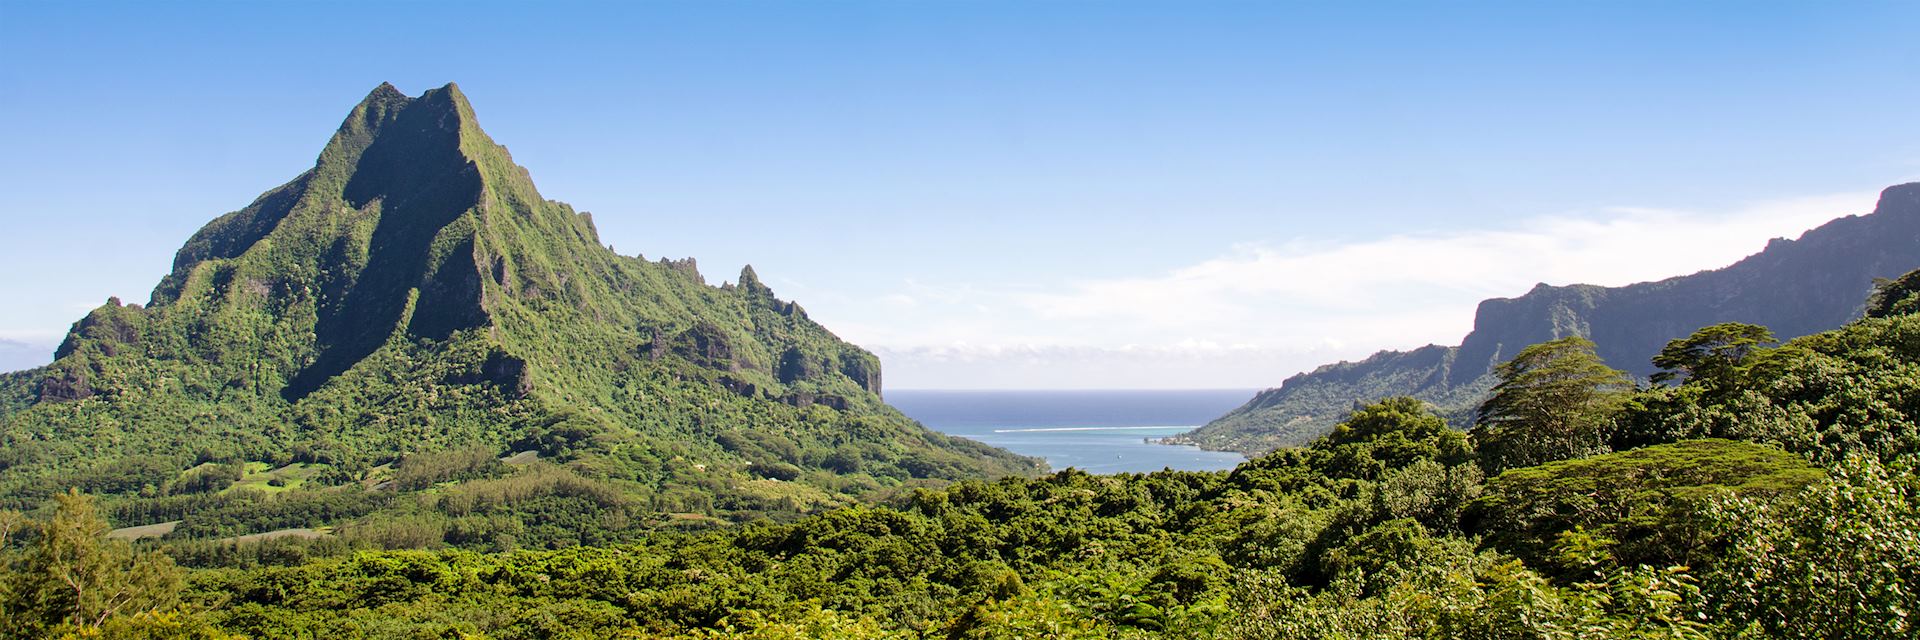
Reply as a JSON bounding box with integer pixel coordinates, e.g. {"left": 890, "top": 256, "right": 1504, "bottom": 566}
{"left": 1467, "top": 439, "right": 1821, "bottom": 570}
{"left": 4, "top": 83, "right": 1918, "bottom": 637}
{"left": 1867, "top": 268, "right": 1920, "bottom": 319}
{"left": 0, "top": 491, "right": 226, "bottom": 639}
{"left": 7, "top": 362, "right": 1893, "bottom": 638}
{"left": 61, "top": 278, "right": 1900, "bottom": 638}
{"left": 1617, "top": 314, "right": 1920, "bottom": 463}
{"left": 0, "top": 373, "right": 1910, "bottom": 637}
{"left": 1696, "top": 455, "right": 1920, "bottom": 639}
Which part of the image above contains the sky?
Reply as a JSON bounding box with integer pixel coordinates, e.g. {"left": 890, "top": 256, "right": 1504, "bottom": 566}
{"left": 3, "top": 1, "right": 1920, "bottom": 389}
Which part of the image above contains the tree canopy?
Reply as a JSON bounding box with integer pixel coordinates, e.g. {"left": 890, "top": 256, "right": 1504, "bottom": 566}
{"left": 1650, "top": 322, "right": 1776, "bottom": 386}
{"left": 1472, "top": 336, "right": 1632, "bottom": 473}
{"left": 7, "top": 277, "right": 1920, "bottom": 637}
{"left": 0, "top": 491, "right": 197, "bottom": 639}
{"left": 1867, "top": 267, "right": 1920, "bottom": 318}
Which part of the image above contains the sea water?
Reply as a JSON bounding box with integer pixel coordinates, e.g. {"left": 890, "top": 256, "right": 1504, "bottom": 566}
{"left": 888, "top": 389, "right": 1253, "bottom": 474}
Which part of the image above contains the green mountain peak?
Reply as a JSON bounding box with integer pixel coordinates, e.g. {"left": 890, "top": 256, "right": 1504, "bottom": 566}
{"left": 1, "top": 84, "right": 1037, "bottom": 528}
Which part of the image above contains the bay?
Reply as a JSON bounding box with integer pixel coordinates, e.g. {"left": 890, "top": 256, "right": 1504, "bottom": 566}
{"left": 888, "top": 389, "right": 1254, "bottom": 474}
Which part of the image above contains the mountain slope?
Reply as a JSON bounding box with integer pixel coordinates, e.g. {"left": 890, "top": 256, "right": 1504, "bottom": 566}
{"left": 1181, "top": 184, "right": 1920, "bottom": 454}
{"left": 0, "top": 84, "right": 1038, "bottom": 538}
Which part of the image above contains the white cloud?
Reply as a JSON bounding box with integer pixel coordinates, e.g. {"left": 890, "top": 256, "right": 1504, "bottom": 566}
{"left": 0, "top": 333, "right": 58, "bottom": 374}
{"left": 875, "top": 342, "right": 1363, "bottom": 391}
{"left": 828, "top": 189, "right": 1885, "bottom": 389}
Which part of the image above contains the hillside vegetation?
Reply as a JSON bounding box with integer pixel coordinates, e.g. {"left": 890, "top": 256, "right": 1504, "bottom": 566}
{"left": 0, "top": 84, "right": 1040, "bottom": 551}
{"left": 4, "top": 83, "right": 1915, "bottom": 638}
{"left": 6, "top": 270, "right": 1920, "bottom": 637}
{"left": 1183, "top": 185, "right": 1920, "bottom": 454}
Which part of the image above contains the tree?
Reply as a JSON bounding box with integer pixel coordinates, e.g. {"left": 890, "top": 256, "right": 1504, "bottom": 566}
{"left": 1472, "top": 336, "right": 1631, "bottom": 474}
{"left": 2, "top": 490, "right": 185, "bottom": 638}
{"left": 1865, "top": 267, "right": 1920, "bottom": 319}
{"left": 1466, "top": 439, "right": 1822, "bottom": 570}
{"left": 1650, "top": 323, "right": 1776, "bottom": 386}
{"left": 1310, "top": 397, "right": 1472, "bottom": 480}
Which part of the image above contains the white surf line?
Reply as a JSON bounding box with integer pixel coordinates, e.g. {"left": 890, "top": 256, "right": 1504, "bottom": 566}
{"left": 991, "top": 425, "right": 1199, "bottom": 433}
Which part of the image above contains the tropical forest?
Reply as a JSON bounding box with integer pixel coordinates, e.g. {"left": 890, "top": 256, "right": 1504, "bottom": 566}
{"left": 4, "top": 3, "right": 1920, "bottom": 638}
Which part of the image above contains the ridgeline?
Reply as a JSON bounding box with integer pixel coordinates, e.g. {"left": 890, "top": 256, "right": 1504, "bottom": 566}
{"left": 0, "top": 83, "right": 1040, "bottom": 545}
{"left": 4, "top": 84, "right": 1918, "bottom": 640}
{"left": 1182, "top": 185, "right": 1920, "bottom": 454}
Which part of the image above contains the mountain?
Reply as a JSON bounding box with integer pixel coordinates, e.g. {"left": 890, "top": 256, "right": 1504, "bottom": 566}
{"left": 0, "top": 84, "right": 1039, "bottom": 541}
{"left": 1179, "top": 183, "right": 1920, "bottom": 454}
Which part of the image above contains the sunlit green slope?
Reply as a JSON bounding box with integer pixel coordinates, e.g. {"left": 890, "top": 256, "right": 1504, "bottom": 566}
{"left": 0, "top": 83, "right": 1039, "bottom": 537}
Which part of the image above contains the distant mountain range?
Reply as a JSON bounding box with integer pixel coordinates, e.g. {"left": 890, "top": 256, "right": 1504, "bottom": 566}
{"left": 0, "top": 84, "right": 1037, "bottom": 536}
{"left": 1178, "top": 183, "right": 1920, "bottom": 454}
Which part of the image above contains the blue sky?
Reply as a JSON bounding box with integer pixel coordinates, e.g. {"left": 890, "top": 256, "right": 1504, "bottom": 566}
{"left": 4, "top": 1, "right": 1920, "bottom": 388}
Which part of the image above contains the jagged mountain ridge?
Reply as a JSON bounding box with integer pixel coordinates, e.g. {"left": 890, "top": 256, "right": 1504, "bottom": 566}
{"left": 40, "top": 83, "right": 882, "bottom": 411}
{"left": 0, "top": 83, "right": 1037, "bottom": 523}
{"left": 1181, "top": 184, "right": 1920, "bottom": 454}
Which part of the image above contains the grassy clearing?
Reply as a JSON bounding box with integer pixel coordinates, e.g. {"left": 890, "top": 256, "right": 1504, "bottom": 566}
{"left": 226, "top": 462, "right": 330, "bottom": 494}
{"left": 106, "top": 520, "right": 179, "bottom": 541}
{"left": 224, "top": 526, "right": 332, "bottom": 544}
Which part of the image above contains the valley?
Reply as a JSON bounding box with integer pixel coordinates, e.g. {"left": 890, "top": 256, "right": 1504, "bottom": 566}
{"left": 2, "top": 21, "right": 1917, "bottom": 634}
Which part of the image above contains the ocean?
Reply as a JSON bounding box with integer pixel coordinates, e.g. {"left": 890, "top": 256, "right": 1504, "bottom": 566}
{"left": 887, "top": 389, "right": 1255, "bottom": 474}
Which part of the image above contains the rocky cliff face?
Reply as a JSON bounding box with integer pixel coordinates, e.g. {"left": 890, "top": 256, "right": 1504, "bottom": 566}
{"left": 1182, "top": 184, "right": 1920, "bottom": 454}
